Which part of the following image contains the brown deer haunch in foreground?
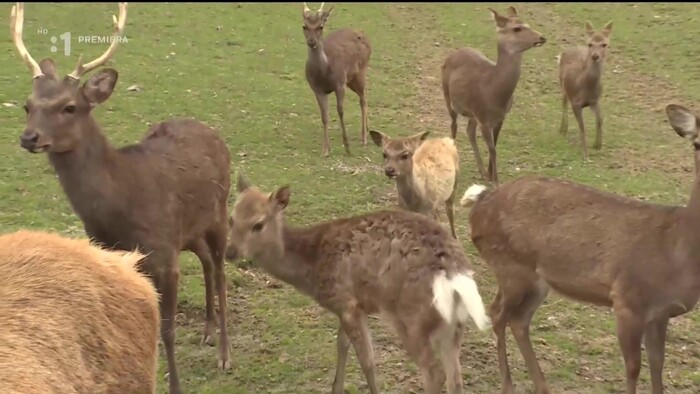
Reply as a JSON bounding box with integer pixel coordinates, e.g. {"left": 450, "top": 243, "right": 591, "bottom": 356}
{"left": 441, "top": 6, "right": 546, "bottom": 185}
{"left": 369, "top": 129, "right": 460, "bottom": 238}
{"left": 461, "top": 104, "right": 700, "bottom": 394}
{"left": 0, "top": 230, "right": 160, "bottom": 394}
{"left": 10, "top": 3, "right": 231, "bottom": 393}
{"left": 226, "top": 173, "right": 490, "bottom": 394}
{"left": 559, "top": 21, "right": 613, "bottom": 161}
{"left": 303, "top": 2, "right": 372, "bottom": 157}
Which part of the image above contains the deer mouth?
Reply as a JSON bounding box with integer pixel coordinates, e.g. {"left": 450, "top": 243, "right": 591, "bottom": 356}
{"left": 532, "top": 37, "right": 547, "bottom": 48}
{"left": 28, "top": 144, "right": 50, "bottom": 154}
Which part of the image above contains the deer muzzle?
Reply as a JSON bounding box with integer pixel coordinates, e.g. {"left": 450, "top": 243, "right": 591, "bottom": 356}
{"left": 20, "top": 129, "right": 49, "bottom": 153}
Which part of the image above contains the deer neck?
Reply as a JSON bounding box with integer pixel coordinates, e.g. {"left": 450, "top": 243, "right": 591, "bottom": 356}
{"left": 307, "top": 42, "right": 330, "bottom": 75}
{"left": 256, "top": 223, "right": 318, "bottom": 297}
{"left": 48, "top": 119, "right": 122, "bottom": 215}
{"left": 579, "top": 58, "right": 603, "bottom": 87}
{"left": 395, "top": 171, "right": 425, "bottom": 210}
{"left": 490, "top": 42, "right": 524, "bottom": 103}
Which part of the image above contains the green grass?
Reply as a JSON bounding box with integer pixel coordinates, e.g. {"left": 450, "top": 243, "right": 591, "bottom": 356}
{"left": 1, "top": 2, "right": 700, "bottom": 393}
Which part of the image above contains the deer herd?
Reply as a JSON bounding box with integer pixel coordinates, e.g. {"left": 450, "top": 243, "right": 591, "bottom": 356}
{"left": 1, "top": 2, "right": 699, "bottom": 394}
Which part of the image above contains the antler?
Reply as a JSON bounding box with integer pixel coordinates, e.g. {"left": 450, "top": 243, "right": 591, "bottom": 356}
{"left": 303, "top": 2, "right": 310, "bottom": 13}
{"left": 318, "top": 2, "right": 325, "bottom": 12}
{"left": 10, "top": 3, "right": 44, "bottom": 79}
{"left": 67, "top": 2, "right": 128, "bottom": 80}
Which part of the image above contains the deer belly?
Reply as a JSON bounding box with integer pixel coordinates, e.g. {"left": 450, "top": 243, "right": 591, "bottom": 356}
{"left": 536, "top": 266, "right": 614, "bottom": 307}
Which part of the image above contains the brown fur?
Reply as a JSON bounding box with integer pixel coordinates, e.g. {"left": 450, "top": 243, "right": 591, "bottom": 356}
{"left": 303, "top": 2, "right": 372, "bottom": 157}
{"left": 441, "top": 6, "right": 546, "bottom": 185}
{"left": 559, "top": 21, "right": 613, "bottom": 161}
{"left": 460, "top": 104, "right": 700, "bottom": 394}
{"left": 10, "top": 5, "right": 231, "bottom": 393}
{"left": 369, "top": 129, "right": 460, "bottom": 238}
{"left": 225, "top": 174, "right": 489, "bottom": 394}
{"left": 0, "top": 230, "right": 159, "bottom": 394}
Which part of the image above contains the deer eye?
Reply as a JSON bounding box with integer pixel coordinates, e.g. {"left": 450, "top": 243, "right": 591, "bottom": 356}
{"left": 400, "top": 153, "right": 410, "bottom": 160}
{"left": 382, "top": 152, "right": 388, "bottom": 159}
{"left": 252, "top": 222, "right": 264, "bottom": 233}
{"left": 513, "top": 27, "right": 522, "bottom": 32}
{"left": 602, "top": 43, "right": 608, "bottom": 48}
{"left": 588, "top": 43, "right": 593, "bottom": 47}
{"left": 63, "top": 105, "right": 76, "bottom": 114}
{"left": 23, "top": 105, "right": 29, "bottom": 114}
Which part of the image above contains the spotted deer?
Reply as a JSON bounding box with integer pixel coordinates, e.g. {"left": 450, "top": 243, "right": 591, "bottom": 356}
{"left": 302, "top": 2, "right": 372, "bottom": 157}
{"left": 369, "top": 129, "right": 460, "bottom": 238}
{"left": 226, "top": 174, "right": 490, "bottom": 394}
{"left": 441, "top": 6, "right": 546, "bottom": 184}
{"left": 460, "top": 104, "right": 700, "bottom": 394}
{"left": 10, "top": 3, "right": 231, "bottom": 393}
{"left": 0, "top": 230, "right": 160, "bottom": 394}
{"left": 559, "top": 21, "right": 613, "bottom": 161}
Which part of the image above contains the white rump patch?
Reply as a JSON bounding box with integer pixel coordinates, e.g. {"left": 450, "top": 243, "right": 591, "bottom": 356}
{"left": 432, "top": 271, "right": 491, "bottom": 331}
{"left": 459, "top": 184, "right": 487, "bottom": 207}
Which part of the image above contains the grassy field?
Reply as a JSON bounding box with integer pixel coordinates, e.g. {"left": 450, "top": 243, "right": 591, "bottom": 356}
{"left": 1, "top": 2, "right": 700, "bottom": 393}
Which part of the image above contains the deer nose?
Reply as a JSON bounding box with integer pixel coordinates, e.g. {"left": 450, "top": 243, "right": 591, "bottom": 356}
{"left": 592, "top": 53, "right": 600, "bottom": 61}
{"left": 307, "top": 39, "right": 317, "bottom": 48}
{"left": 20, "top": 129, "right": 39, "bottom": 150}
{"left": 384, "top": 167, "right": 397, "bottom": 178}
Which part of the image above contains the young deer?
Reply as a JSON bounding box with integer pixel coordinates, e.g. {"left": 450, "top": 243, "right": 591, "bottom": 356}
{"left": 460, "top": 104, "right": 700, "bottom": 394}
{"left": 0, "top": 230, "right": 159, "bottom": 394}
{"left": 302, "top": 2, "right": 372, "bottom": 157}
{"left": 559, "top": 21, "right": 613, "bottom": 161}
{"left": 442, "top": 6, "right": 546, "bottom": 185}
{"left": 10, "top": 4, "right": 231, "bottom": 393}
{"left": 369, "top": 129, "right": 460, "bottom": 238}
{"left": 226, "top": 174, "right": 490, "bottom": 394}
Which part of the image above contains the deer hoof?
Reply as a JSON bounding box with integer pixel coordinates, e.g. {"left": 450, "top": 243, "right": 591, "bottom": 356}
{"left": 218, "top": 357, "right": 232, "bottom": 371}
{"left": 201, "top": 334, "right": 216, "bottom": 347}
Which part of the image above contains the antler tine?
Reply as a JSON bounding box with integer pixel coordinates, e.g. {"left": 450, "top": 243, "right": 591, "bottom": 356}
{"left": 303, "top": 2, "right": 310, "bottom": 13}
{"left": 318, "top": 2, "right": 325, "bottom": 12}
{"left": 68, "top": 2, "right": 128, "bottom": 80}
{"left": 10, "top": 2, "right": 44, "bottom": 79}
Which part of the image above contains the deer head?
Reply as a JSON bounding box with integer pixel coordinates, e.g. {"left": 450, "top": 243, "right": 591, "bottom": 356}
{"left": 10, "top": 2, "right": 128, "bottom": 154}
{"left": 584, "top": 21, "right": 613, "bottom": 63}
{"left": 666, "top": 104, "right": 700, "bottom": 176}
{"left": 302, "top": 2, "right": 333, "bottom": 49}
{"left": 489, "top": 6, "right": 546, "bottom": 54}
{"left": 226, "top": 173, "right": 291, "bottom": 263}
{"left": 369, "top": 129, "right": 430, "bottom": 179}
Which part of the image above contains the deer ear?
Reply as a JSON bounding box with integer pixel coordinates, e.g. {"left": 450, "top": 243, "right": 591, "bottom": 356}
{"left": 489, "top": 8, "right": 508, "bottom": 28}
{"left": 506, "top": 6, "right": 518, "bottom": 17}
{"left": 666, "top": 104, "right": 699, "bottom": 140}
{"left": 270, "top": 186, "right": 291, "bottom": 211}
{"left": 410, "top": 131, "right": 430, "bottom": 144}
{"left": 322, "top": 5, "right": 334, "bottom": 21}
{"left": 585, "top": 21, "right": 595, "bottom": 36}
{"left": 369, "top": 129, "right": 388, "bottom": 147}
{"left": 38, "top": 58, "right": 58, "bottom": 81}
{"left": 236, "top": 172, "right": 252, "bottom": 193}
{"left": 80, "top": 68, "right": 118, "bottom": 106}
{"left": 602, "top": 20, "right": 613, "bottom": 37}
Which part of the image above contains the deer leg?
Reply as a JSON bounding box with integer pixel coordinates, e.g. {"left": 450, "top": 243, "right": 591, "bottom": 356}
{"left": 340, "top": 310, "right": 379, "bottom": 394}
{"left": 148, "top": 251, "right": 183, "bottom": 394}
{"left": 644, "top": 317, "right": 669, "bottom": 394}
{"left": 348, "top": 73, "right": 368, "bottom": 146}
{"left": 572, "top": 104, "right": 589, "bottom": 162}
{"left": 482, "top": 124, "right": 499, "bottom": 185}
{"left": 466, "top": 119, "right": 487, "bottom": 180}
{"left": 591, "top": 101, "right": 604, "bottom": 150}
{"left": 314, "top": 91, "right": 331, "bottom": 157}
{"left": 187, "top": 238, "right": 217, "bottom": 346}
{"left": 445, "top": 184, "right": 457, "bottom": 239}
{"left": 391, "top": 315, "right": 445, "bottom": 394}
{"left": 508, "top": 280, "right": 551, "bottom": 394}
{"left": 559, "top": 94, "right": 569, "bottom": 136}
{"left": 335, "top": 85, "right": 351, "bottom": 156}
{"left": 331, "top": 325, "right": 352, "bottom": 394}
{"left": 490, "top": 289, "right": 516, "bottom": 394}
{"left": 448, "top": 108, "right": 459, "bottom": 139}
{"left": 492, "top": 120, "right": 504, "bottom": 146}
{"left": 614, "top": 305, "right": 644, "bottom": 394}
{"left": 205, "top": 225, "right": 232, "bottom": 371}
{"left": 437, "top": 323, "right": 465, "bottom": 394}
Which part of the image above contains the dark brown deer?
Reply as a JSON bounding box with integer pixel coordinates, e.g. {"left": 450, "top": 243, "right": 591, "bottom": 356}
{"left": 10, "top": 3, "right": 231, "bottom": 394}
{"left": 441, "top": 6, "right": 546, "bottom": 185}
{"left": 303, "top": 2, "right": 372, "bottom": 157}
{"left": 226, "top": 174, "right": 490, "bottom": 394}
{"left": 0, "top": 230, "right": 160, "bottom": 394}
{"left": 559, "top": 21, "right": 613, "bottom": 161}
{"left": 460, "top": 104, "right": 700, "bottom": 394}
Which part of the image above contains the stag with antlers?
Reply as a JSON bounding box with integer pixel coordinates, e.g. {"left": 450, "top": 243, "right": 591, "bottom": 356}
{"left": 10, "top": 3, "right": 233, "bottom": 393}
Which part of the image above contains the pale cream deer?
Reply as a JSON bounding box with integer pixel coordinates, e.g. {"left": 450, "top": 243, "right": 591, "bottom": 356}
{"left": 370, "top": 130, "right": 460, "bottom": 238}
{"left": 460, "top": 104, "right": 700, "bottom": 394}
{"left": 442, "top": 6, "right": 546, "bottom": 185}
{"left": 559, "top": 21, "right": 613, "bottom": 161}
